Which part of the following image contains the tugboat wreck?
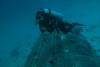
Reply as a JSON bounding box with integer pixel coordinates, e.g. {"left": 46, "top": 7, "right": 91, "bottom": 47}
{"left": 24, "top": 9, "right": 100, "bottom": 67}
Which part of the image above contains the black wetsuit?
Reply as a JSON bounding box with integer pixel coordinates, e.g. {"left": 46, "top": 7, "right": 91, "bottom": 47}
{"left": 36, "top": 10, "right": 55, "bottom": 33}
{"left": 57, "top": 21, "right": 74, "bottom": 34}
{"left": 36, "top": 9, "right": 84, "bottom": 34}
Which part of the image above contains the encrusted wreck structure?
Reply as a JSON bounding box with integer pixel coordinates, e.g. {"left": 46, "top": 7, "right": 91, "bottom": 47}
{"left": 24, "top": 29, "right": 100, "bottom": 67}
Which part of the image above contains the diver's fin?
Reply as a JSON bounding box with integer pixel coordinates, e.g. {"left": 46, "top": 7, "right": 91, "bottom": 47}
{"left": 72, "top": 22, "right": 87, "bottom": 26}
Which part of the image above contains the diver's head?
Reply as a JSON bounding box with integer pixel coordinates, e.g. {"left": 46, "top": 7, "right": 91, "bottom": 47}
{"left": 36, "top": 8, "right": 51, "bottom": 23}
{"left": 36, "top": 8, "right": 63, "bottom": 23}
{"left": 36, "top": 8, "right": 45, "bottom": 22}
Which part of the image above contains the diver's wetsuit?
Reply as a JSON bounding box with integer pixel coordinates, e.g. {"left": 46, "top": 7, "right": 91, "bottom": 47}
{"left": 57, "top": 21, "right": 74, "bottom": 34}
{"left": 36, "top": 9, "right": 58, "bottom": 33}
{"left": 36, "top": 9, "right": 83, "bottom": 34}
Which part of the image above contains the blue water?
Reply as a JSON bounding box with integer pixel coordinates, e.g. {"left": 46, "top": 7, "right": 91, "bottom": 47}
{"left": 0, "top": 0, "right": 100, "bottom": 67}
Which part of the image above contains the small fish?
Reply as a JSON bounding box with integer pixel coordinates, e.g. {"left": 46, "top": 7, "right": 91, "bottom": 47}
{"left": 49, "top": 60, "right": 55, "bottom": 65}
{"left": 10, "top": 47, "right": 20, "bottom": 60}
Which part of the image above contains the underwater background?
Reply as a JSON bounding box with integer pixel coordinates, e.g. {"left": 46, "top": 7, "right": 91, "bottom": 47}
{"left": 0, "top": 0, "right": 100, "bottom": 67}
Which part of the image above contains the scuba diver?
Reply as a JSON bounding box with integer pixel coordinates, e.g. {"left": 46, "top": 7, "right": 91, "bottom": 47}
{"left": 36, "top": 8, "right": 85, "bottom": 34}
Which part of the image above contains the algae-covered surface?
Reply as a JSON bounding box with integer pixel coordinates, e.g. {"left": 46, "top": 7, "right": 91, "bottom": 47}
{"left": 24, "top": 31, "right": 100, "bottom": 67}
